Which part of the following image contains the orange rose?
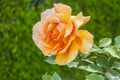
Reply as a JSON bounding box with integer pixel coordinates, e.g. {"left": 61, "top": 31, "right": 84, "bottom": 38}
{"left": 32, "top": 3, "right": 93, "bottom": 65}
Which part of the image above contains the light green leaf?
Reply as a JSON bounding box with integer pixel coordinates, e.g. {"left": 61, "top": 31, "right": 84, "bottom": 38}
{"left": 44, "top": 56, "right": 55, "bottom": 64}
{"left": 112, "top": 61, "right": 120, "bottom": 70}
{"left": 96, "top": 56, "right": 109, "bottom": 68}
{"left": 79, "top": 52, "right": 91, "bottom": 58}
{"left": 52, "top": 72, "right": 62, "bottom": 80}
{"left": 86, "top": 74, "right": 105, "bottom": 80}
{"left": 104, "top": 46, "right": 120, "bottom": 59}
{"left": 42, "top": 73, "right": 52, "bottom": 80}
{"left": 79, "top": 65, "right": 88, "bottom": 70}
{"left": 105, "top": 70, "right": 120, "bottom": 80}
{"left": 99, "top": 38, "right": 112, "bottom": 47}
{"left": 90, "top": 44, "right": 105, "bottom": 53}
{"left": 115, "top": 35, "right": 120, "bottom": 47}
{"left": 82, "top": 59, "right": 94, "bottom": 64}
{"left": 67, "top": 61, "right": 78, "bottom": 68}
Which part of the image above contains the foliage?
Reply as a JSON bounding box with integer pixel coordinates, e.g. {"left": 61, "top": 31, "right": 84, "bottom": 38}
{"left": 42, "top": 72, "right": 62, "bottom": 80}
{"left": 45, "top": 35, "right": 120, "bottom": 80}
{"left": 0, "top": 0, "right": 120, "bottom": 80}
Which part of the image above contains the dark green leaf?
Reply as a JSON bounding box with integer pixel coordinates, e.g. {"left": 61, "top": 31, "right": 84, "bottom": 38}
{"left": 96, "top": 56, "right": 109, "bottom": 68}
{"left": 79, "top": 64, "right": 103, "bottom": 73}
{"left": 87, "top": 64, "right": 103, "bottom": 73}
{"left": 112, "top": 61, "right": 120, "bottom": 70}
{"left": 105, "top": 70, "right": 120, "bottom": 80}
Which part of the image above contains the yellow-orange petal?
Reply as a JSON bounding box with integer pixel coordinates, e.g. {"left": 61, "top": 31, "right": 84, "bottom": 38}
{"left": 55, "top": 41, "right": 78, "bottom": 65}
{"left": 64, "top": 22, "right": 73, "bottom": 37}
{"left": 75, "top": 30, "right": 93, "bottom": 54}
{"left": 71, "top": 12, "right": 90, "bottom": 29}
{"left": 41, "top": 46, "right": 57, "bottom": 56}
{"left": 54, "top": 3, "right": 72, "bottom": 23}
{"left": 56, "top": 23, "right": 66, "bottom": 41}
{"left": 39, "top": 40, "right": 58, "bottom": 56}
{"left": 59, "top": 34, "right": 75, "bottom": 54}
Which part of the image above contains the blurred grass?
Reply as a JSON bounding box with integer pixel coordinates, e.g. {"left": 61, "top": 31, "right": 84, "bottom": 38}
{"left": 0, "top": 0, "right": 120, "bottom": 80}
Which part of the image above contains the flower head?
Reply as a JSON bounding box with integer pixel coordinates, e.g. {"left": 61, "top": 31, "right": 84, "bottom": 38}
{"left": 33, "top": 3, "right": 93, "bottom": 65}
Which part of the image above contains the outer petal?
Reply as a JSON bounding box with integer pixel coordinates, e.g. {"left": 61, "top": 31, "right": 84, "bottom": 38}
{"left": 32, "top": 22, "right": 49, "bottom": 56}
{"left": 41, "top": 8, "right": 60, "bottom": 24}
{"left": 32, "top": 22, "right": 42, "bottom": 47}
{"left": 71, "top": 12, "right": 90, "bottom": 29}
{"left": 54, "top": 3, "right": 72, "bottom": 23}
{"left": 33, "top": 22, "right": 57, "bottom": 56}
{"left": 55, "top": 41, "right": 78, "bottom": 65}
{"left": 75, "top": 30, "right": 93, "bottom": 54}
{"left": 40, "top": 8, "right": 60, "bottom": 35}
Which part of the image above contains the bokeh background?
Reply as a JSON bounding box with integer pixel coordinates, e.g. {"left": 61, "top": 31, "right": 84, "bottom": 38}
{"left": 0, "top": 0, "right": 120, "bottom": 80}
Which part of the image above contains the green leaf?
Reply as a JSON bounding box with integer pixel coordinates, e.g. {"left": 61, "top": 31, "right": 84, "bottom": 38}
{"left": 115, "top": 35, "right": 120, "bottom": 47}
{"left": 96, "top": 56, "right": 109, "bottom": 68}
{"left": 90, "top": 44, "right": 105, "bottom": 53}
{"left": 67, "top": 61, "right": 78, "bottom": 68}
{"left": 86, "top": 74, "right": 105, "bottom": 80}
{"left": 87, "top": 64, "right": 103, "bottom": 73}
{"left": 79, "top": 65, "right": 88, "bottom": 70}
{"left": 44, "top": 56, "right": 55, "bottom": 64}
{"left": 104, "top": 46, "right": 120, "bottom": 59}
{"left": 112, "top": 61, "right": 120, "bottom": 70}
{"left": 42, "top": 73, "right": 52, "bottom": 80}
{"left": 79, "top": 64, "right": 103, "bottom": 73}
{"left": 82, "top": 59, "right": 94, "bottom": 64}
{"left": 99, "top": 38, "right": 112, "bottom": 47}
{"left": 79, "top": 52, "right": 91, "bottom": 58}
{"left": 105, "top": 70, "right": 120, "bottom": 80}
{"left": 52, "top": 72, "right": 62, "bottom": 80}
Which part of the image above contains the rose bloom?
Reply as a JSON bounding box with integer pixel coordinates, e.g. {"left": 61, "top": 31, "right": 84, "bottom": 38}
{"left": 33, "top": 3, "right": 93, "bottom": 65}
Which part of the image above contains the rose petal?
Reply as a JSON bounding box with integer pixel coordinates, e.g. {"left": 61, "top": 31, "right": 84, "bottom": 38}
{"left": 41, "top": 47, "right": 57, "bottom": 56}
{"left": 33, "top": 22, "right": 49, "bottom": 56}
{"left": 39, "top": 40, "right": 58, "bottom": 56}
{"left": 41, "top": 8, "right": 60, "bottom": 24}
{"left": 55, "top": 23, "right": 66, "bottom": 41}
{"left": 40, "top": 41, "right": 64, "bottom": 56}
{"left": 64, "top": 22, "right": 73, "bottom": 37}
{"left": 55, "top": 41, "right": 78, "bottom": 65}
{"left": 75, "top": 30, "right": 93, "bottom": 54}
{"left": 47, "top": 23, "right": 58, "bottom": 32}
{"left": 33, "top": 22, "right": 43, "bottom": 46}
{"left": 71, "top": 12, "right": 90, "bottom": 29}
{"left": 40, "top": 8, "right": 60, "bottom": 35}
{"left": 59, "top": 34, "right": 75, "bottom": 54}
{"left": 54, "top": 3, "right": 72, "bottom": 23}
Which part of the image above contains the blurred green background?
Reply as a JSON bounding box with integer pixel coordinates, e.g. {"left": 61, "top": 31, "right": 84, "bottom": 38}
{"left": 0, "top": 0, "right": 120, "bottom": 80}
